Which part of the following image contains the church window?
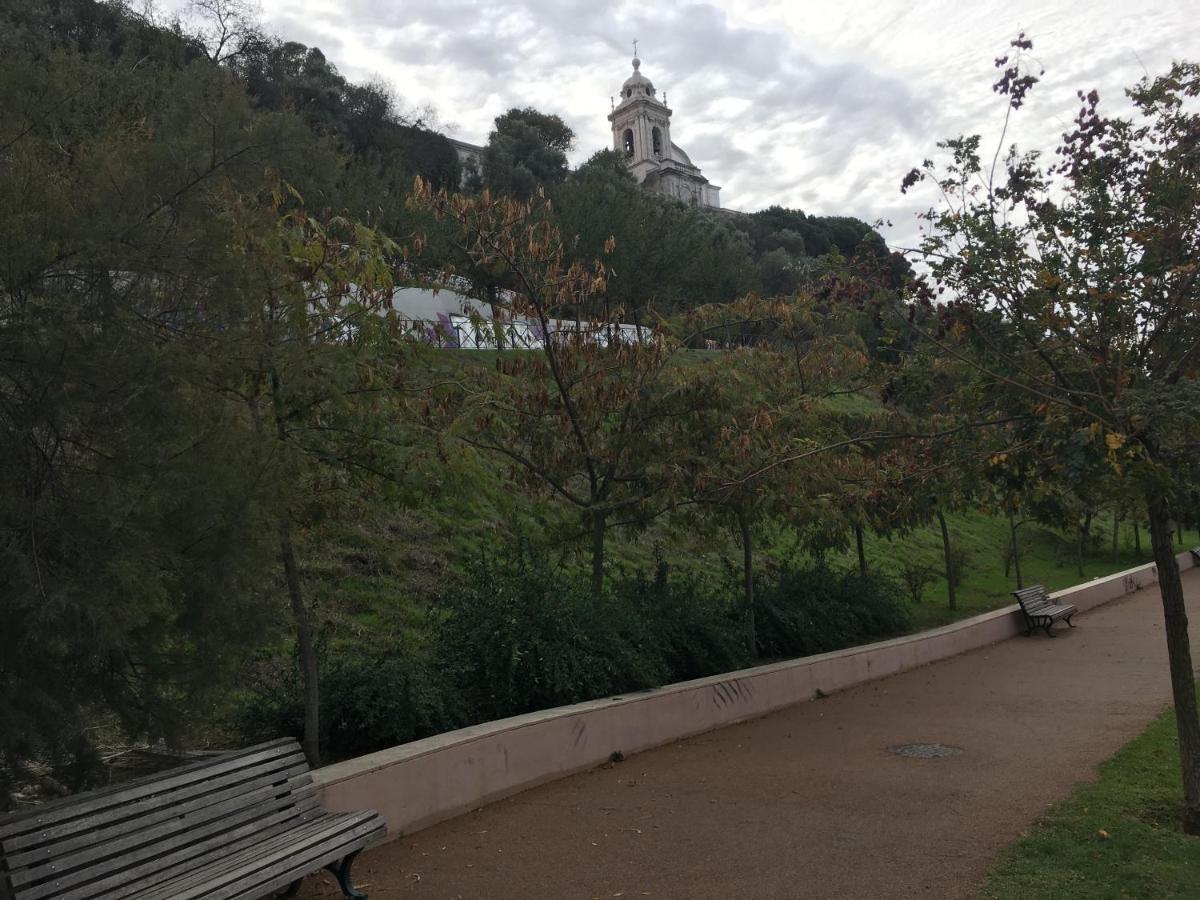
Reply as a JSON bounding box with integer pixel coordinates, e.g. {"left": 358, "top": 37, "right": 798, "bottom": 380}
{"left": 623, "top": 129, "right": 634, "bottom": 157}
{"left": 652, "top": 127, "right": 662, "bottom": 157}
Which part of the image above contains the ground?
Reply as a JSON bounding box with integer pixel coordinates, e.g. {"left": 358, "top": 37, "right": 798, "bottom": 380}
{"left": 300, "top": 568, "right": 1200, "bottom": 899}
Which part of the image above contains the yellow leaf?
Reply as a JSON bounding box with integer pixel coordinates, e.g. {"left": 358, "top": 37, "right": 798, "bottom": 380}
{"left": 1105, "top": 433, "right": 1125, "bottom": 450}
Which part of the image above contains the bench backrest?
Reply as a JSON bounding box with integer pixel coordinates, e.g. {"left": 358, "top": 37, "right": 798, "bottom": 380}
{"left": 0, "top": 738, "right": 317, "bottom": 900}
{"left": 1013, "top": 585, "right": 1052, "bottom": 615}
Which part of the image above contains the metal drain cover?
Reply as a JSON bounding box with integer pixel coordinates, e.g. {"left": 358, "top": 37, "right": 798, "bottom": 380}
{"left": 888, "top": 743, "right": 962, "bottom": 759}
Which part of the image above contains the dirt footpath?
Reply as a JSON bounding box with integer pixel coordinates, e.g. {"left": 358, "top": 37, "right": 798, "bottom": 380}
{"left": 302, "top": 570, "right": 1200, "bottom": 899}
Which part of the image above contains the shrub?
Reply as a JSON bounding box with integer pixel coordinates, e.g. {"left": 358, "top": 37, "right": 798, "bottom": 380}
{"left": 435, "top": 547, "right": 749, "bottom": 723}
{"left": 900, "top": 562, "right": 937, "bottom": 604}
{"left": 613, "top": 557, "right": 749, "bottom": 682}
{"left": 434, "top": 549, "right": 666, "bottom": 722}
{"left": 229, "top": 641, "right": 462, "bottom": 762}
{"left": 755, "top": 563, "right": 909, "bottom": 659}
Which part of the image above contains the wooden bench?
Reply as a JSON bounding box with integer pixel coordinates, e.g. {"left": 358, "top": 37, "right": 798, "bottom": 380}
{"left": 0, "top": 738, "right": 384, "bottom": 900}
{"left": 1190, "top": 546, "right": 1200, "bottom": 565}
{"left": 1013, "top": 585, "right": 1077, "bottom": 637}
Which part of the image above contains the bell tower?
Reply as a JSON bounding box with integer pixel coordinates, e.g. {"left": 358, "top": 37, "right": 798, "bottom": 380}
{"left": 607, "top": 55, "right": 673, "bottom": 184}
{"left": 607, "top": 50, "right": 721, "bottom": 207}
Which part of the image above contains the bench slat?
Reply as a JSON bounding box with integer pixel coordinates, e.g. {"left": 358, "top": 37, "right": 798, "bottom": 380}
{"left": 5, "top": 765, "right": 311, "bottom": 870}
{"left": 0, "top": 740, "right": 299, "bottom": 844}
{"left": 3, "top": 754, "right": 308, "bottom": 856}
{"left": 224, "top": 817, "right": 387, "bottom": 900}
{"left": 1, "top": 738, "right": 385, "bottom": 900}
{"left": 26, "top": 801, "right": 323, "bottom": 900}
{"left": 8, "top": 775, "right": 316, "bottom": 886}
{"left": 140, "top": 812, "right": 383, "bottom": 900}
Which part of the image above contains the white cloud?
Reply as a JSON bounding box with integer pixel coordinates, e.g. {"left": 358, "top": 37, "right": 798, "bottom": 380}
{"left": 163, "top": 0, "right": 1198, "bottom": 250}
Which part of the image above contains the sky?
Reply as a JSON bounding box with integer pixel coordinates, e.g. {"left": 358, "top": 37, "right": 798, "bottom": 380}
{"left": 166, "top": 0, "right": 1197, "bottom": 251}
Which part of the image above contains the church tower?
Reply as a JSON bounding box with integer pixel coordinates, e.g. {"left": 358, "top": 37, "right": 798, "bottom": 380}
{"left": 608, "top": 54, "right": 720, "bottom": 208}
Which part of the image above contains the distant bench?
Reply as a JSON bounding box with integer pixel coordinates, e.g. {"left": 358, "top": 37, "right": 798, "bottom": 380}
{"left": 0, "top": 737, "right": 385, "bottom": 900}
{"left": 1191, "top": 546, "right": 1200, "bottom": 565}
{"left": 1013, "top": 585, "right": 1077, "bottom": 637}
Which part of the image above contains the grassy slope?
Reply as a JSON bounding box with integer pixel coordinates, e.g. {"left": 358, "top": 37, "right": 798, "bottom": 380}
{"left": 305, "top": 349, "right": 1196, "bottom": 645}
{"left": 982, "top": 705, "right": 1200, "bottom": 899}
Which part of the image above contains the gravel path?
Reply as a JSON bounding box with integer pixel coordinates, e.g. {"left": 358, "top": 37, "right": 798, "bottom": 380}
{"left": 302, "top": 569, "right": 1200, "bottom": 899}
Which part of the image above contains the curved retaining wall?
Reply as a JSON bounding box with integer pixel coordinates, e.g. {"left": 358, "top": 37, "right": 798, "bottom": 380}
{"left": 314, "top": 551, "right": 1196, "bottom": 839}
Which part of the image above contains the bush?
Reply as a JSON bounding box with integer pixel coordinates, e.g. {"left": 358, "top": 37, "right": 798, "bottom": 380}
{"left": 900, "top": 562, "right": 937, "bottom": 604}
{"left": 434, "top": 549, "right": 666, "bottom": 722}
{"left": 230, "top": 551, "right": 906, "bottom": 763}
{"left": 613, "top": 557, "right": 749, "bottom": 682}
{"left": 229, "top": 641, "right": 462, "bottom": 763}
{"left": 755, "top": 563, "right": 909, "bottom": 659}
{"left": 435, "top": 546, "right": 748, "bottom": 723}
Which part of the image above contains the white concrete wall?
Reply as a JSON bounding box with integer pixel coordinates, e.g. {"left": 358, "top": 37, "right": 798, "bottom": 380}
{"left": 314, "top": 551, "right": 1196, "bottom": 839}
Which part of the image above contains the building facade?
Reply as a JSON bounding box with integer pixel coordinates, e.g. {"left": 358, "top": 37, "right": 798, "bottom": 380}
{"left": 447, "top": 56, "right": 721, "bottom": 207}
{"left": 608, "top": 56, "right": 720, "bottom": 208}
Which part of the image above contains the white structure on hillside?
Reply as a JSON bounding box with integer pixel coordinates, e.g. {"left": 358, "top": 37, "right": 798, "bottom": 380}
{"left": 609, "top": 55, "right": 720, "bottom": 208}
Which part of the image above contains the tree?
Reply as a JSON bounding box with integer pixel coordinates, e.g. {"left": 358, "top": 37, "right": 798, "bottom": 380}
{"left": 554, "top": 150, "right": 756, "bottom": 314}
{"left": 0, "top": 21, "right": 317, "bottom": 797}
{"left": 213, "top": 184, "right": 409, "bottom": 766}
{"left": 483, "top": 107, "right": 573, "bottom": 199}
{"left": 681, "top": 293, "right": 879, "bottom": 652}
{"left": 902, "top": 42, "right": 1200, "bottom": 831}
{"left": 410, "top": 182, "right": 716, "bottom": 599}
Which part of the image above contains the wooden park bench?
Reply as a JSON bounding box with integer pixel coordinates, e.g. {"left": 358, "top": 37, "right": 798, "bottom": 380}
{"left": 1191, "top": 546, "right": 1200, "bottom": 565}
{"left": 1013, "top": 584, "right": 1077, "bottom": 637}
{"left": 0, "top": 738, "right": 385, "bottom": 900}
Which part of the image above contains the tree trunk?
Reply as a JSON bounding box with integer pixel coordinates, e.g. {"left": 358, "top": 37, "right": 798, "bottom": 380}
{"left": 1077, "top": 512, "right": 1092, "bottom": 578}
{"left": 590, "top": 509, "right": 606, "bottom": 601}
{"left": 854, "top": 523, "right": 866, "bottom": 575}
{"left": 1112, "top": 513, "right": 1121, "bottom": 564}
{"left": 937, "top": 509, "right": 956, "bottom": 611}
{"left": 1134, "top": 521, "right": 1142, "bottom": 553}
{"left": 278, "top": 518, "right": 320, "bottom": 767}
{"left": 1147, "top": 498, "right": 1200, "bottom": 835}
{"left": 737, "top": 508, "right": 756, "bottom": 656}
{"left": 1008, "top": 509, "right": 1023, "bottom": 589}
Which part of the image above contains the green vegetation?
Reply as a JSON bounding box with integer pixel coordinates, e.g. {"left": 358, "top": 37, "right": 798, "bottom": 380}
{"left": 2, "top": 4, "right": 1198, "bottom": 854}
{"left": 982, "top": 704, "right": 1200, "bottom": 899}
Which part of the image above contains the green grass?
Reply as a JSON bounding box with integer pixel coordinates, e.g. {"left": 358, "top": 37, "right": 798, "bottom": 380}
{"left": 981, "top": 704, "right": 1200, "bottom": 899}
{"left": 837, "top": 512, "right": 1192, "bottom": 632}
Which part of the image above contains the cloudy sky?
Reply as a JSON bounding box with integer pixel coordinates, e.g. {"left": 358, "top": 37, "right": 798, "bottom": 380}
{"left": 169, "top": 0, "right": 1196, "bottom": 250}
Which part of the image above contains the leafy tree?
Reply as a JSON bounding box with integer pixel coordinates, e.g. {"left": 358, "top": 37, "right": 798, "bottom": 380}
{"left": 554, "top": 150, "right": 755, "bottom": 314}
{"left": 0, "top": 24, "right": 317, "bottom": 797}
{"left": 214, "top": 185, "right": 408, "bottom": 766}
{"left": 681, "top": 293, "right": 878, "bottom": 651}
{"left": 903, "top": 42, "right": 1200, "bottom": 831}
{"left": 482, "top": 107, "right": 573, "bottom": 199}
{"left": 410, "top": 182, "right": 717, "bottom": 599}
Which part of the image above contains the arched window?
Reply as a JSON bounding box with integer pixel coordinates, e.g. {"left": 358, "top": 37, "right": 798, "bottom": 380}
{"left": 623, "top": 129, "right": 634, "bottom": 157}
{"left": 652, "top": 126, "right": 662, "bottom": 157}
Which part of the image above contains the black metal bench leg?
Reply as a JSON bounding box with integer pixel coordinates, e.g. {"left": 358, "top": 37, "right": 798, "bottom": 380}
{"left": 325, "top": 850, "right": 367, "bottom": 899}
{"left": 1042, "top": 619, "right": 1056, "bottom": 638}
{"left": 277, "top": 880, "right": 302, "bottom": 898}
{"left": 1065, "top": 615, "right": 1076, "bottom": 628}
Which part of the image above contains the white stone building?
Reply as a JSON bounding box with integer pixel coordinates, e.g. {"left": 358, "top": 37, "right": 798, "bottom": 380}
{"left": 608, "top": 56, "right": 720, "bottom": 208}
{"left": 445, "top": 55, "right": 721, "bottom": 206}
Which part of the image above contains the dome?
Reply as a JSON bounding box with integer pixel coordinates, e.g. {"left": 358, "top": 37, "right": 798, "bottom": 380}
{"left": 620, "top": 57, "right": 657, "bottom": 100}
{"left": 670, "top": 142, "right": 692, "bottom": 166}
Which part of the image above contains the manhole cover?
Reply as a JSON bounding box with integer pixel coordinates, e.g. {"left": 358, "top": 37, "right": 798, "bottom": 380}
{"left": 888, "top": 743, "right": 963, "bottom": 759}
